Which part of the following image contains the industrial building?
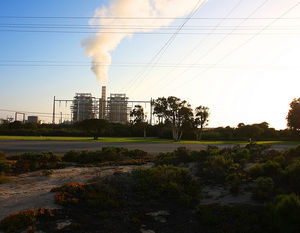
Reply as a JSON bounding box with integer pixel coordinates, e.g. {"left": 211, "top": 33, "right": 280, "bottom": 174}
{"left": 53, "top": 86, "right": 151, "bottom": 124}
{"left": 107, "top": 93, "right": 129, "bottom": 124}
{"left": 27, "top": 116, "right": 39, "bottom": 124}
{"left": 71, "top": 93, "right": 99, "bottom": 122}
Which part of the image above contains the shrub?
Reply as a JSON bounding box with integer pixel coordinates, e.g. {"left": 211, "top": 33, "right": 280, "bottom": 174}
{"left": 52, "top": 182, "right": 120, "bottom": 210}
{"left": 245, "top": 143, "right": 271, "bottom": 160}
{"left": 0, "top": 159, "right": 11, "bottom": 173}
{"left": 62, "top": 147, "right": 148, "bottom": 164}
{"left": 202, "top": 155, "right": 234, "bottom": 183}
{"left": 252, "top": 177, "right": 274, "bottom": 201}
{"left": 266, "top": 193, "right": 300, "bottom": 233}
{"left": 14, "top": 151, "right": 64, "bottom": 172}
{"left": 285, "top": 159, "right": 300, "bottom": 193}
{"left": 226, "top": 172, "right": 244, "bottom": 195}
{"left": 132, "top": 165, "right": 201, "bottom": 206}
{"left": 284, "top": 145, "right": 300, "bottom": 161}
{"left": 231, "top": 148, "right": 251, "bottom": 165}
{"left": 0, "top": 208, "right": 54, "bottom": 233}
{"left": 0, "top": 151, "right": 5, "bottom": 160}
{"left": 246, "top": 160, "right": 283, "bottom": 180}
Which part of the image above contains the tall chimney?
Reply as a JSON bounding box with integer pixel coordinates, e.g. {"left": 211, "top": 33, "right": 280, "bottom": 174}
{"left": 99, "top": 86, "right": 106, "bottom": 119}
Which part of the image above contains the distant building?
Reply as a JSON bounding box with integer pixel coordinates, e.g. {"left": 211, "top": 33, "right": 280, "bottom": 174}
{"left": 27, "top": 116, "right": 39, "bottom": 124}
{"left": 71, "top": 93, "right": 98, "bottom": 122}
{"left": 107, "top": 93, "right": 129, "bottom": 124}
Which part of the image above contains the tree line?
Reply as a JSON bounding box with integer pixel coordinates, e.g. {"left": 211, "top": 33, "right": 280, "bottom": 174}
{"left": 0, "top": 96, "right": 299, "bottom": 141}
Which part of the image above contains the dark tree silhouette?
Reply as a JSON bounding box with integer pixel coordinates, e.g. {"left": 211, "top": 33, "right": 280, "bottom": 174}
{"left": 153, "top": 97, "right": 193, "bottom": 141}
{"left": 287, "top": 98, "right": 300, "bottom": 133}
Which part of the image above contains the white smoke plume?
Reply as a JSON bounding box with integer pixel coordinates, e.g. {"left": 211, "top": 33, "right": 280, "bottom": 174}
{"left": 82, "top": 0, "right": 206, "bottom": 83}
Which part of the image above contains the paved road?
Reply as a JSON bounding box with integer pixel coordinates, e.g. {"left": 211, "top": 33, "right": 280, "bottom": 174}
{"left": 0, "top": 140, "right": 296, "bottom": 155}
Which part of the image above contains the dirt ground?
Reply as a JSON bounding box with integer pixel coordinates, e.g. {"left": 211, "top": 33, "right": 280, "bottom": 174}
{"left": 0, "top": 164, "right": 152, "bottom": 222}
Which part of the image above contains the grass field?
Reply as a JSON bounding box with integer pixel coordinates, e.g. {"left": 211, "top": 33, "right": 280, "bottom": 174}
{"left": 0, "top": 136, "right": 299, "bottom": 145}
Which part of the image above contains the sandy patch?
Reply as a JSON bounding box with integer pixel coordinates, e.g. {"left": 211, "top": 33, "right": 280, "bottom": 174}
{"left": 0, "top": 164, "right": 152, "bottom": 221}
{"left": 201, "top": 185, "right": 259, "bottom": 206}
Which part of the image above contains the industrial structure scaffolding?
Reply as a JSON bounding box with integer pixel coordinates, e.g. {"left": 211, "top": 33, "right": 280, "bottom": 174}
{"left": 52, "top": 89, "right": 153, "bottom": 124}
{"left": 106, "top": 94, "right": 129, "bottom": 124}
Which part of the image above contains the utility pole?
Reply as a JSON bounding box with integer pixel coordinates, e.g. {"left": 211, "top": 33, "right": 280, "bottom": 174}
{"left": 52, "top": 96, "right": 56, "bottom": 124}
{"left": 150, "top": 98, "right": 153, "bottom": 125}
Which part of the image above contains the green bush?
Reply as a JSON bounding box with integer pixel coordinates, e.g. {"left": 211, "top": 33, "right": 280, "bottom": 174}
{"left": 246, "top": 160, "right": 283, "bottom": 180}
{"left": 62, "top": 147, "right": 148, "bottom": 164}
{"left": 14, "top": 152, "right": 64, "bottom": 172}
{"left": 245, "top": 143, "right": 271, "bottom": 158}
{"left": 231, "top": 148, "right": 251, "bottom": 165}
{"left": 285, "top": 159, "right": 300, "bottom": 193}
{"left": 252, "top": 177, "right": 274, "bottom": 201}
{"left": 266, "top": 193, "right": 300, "bottom": 233}
{"left": 52, "top": 182, "right": 120, "bottom": 210}
{"left": 132, "top": 165, "right": 201, "bottom": 206}
{"left": 202, "top": 155, "right": 234, "bottom": 182}
{"left": 284, "top": 145, "right": 300, "bottom": 161}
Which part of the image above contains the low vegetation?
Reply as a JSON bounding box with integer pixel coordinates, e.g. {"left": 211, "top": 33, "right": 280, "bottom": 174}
{"left": 1, "top": 144, "right": 300, "bottom": 232}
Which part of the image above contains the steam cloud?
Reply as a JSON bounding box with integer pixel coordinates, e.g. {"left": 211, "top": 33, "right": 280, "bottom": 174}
{"left": 82, "top": 0, "right": 206, "bottom": 83}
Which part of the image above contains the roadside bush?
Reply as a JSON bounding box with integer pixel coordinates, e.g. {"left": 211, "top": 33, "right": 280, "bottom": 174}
{"left": 252, "top": 177, "right": 274, "bottom": 201}
{"left": 231, "top": 148, "right": 251, "bottom": 165}
{"left": 132, "top": 165, "right": 201, "bottom": 206}
{"left": 14, "top": 152, "right": 64, "bottom": 172}
{"left": 245, "top": 143, "right": 271, "bottom": 160}
{"left": 246, "top": 160, "right": 283, "bottom": 180}
{"left": 52, "top": 182, "right": 120, "bottom": 210}
{"left": 202, "top": 155, "right": 234, "bottom": 183}
{"left": 285, "top": 159, "right": 300, "bottom": 193}
{"left": 226, "top": 172, "right": 245, "bottom": 195}
{"left": 0, "top": 208, "right": 54, "bottom": 233}
{"left": 266, "top": 193, "right": 300, "bottom": 233}
{"left": 284, "top": 145, "right": 300, "bottom": 160}
{"left": 62, "top": 147, "right": 148, "bottom": 164}
{"left": 156, "top": 147, "right": 197, "bottom": 165}
{"left": 0, "top": 158, "right": 11, "bottom": 174}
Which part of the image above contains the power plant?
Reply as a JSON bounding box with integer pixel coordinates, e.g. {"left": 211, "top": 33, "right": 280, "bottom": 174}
{"left": 52, "top": 86, "right": 152, "bottom": 124}
{"left": 71, "top": 93, "right": 99, "bottom": 122}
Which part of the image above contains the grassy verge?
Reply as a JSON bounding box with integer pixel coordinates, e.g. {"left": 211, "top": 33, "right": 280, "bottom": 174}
{"left": 0, "top": 135, "right": 299, "bottom": 145}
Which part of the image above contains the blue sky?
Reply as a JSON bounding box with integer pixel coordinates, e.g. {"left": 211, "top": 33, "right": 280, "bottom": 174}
{"left": 0, "top": 0, "right": 300, "bottom": 128}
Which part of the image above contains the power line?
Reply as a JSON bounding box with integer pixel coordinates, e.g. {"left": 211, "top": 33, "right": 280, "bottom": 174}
{"left": 142, "top": 0, "right": 247, "bottom": 96}
{"left": 123, "top": 0, "right": 205, "bottom": 93}
{"left": 1, "top": 15, "right": 300, "bottom": 20}
{"left": 4, "top": 29, "right": 299, "bottom": 35}
{"left": 150, "top": 0, "right": 270, "bottom": 95}
{"left": 1, "top": 24, "right": 300, "bottom": 30}
{"left": 1, "top": 63, "right": 299, "bottom": 69}
{"left": 1, "top": 23, "right": 300, "bottom": 29}
{"left": 168, "top": 1, "right": 300, "bottom": 93}
{"left": 0, "top": 108, "right": 71, "bottom": 116}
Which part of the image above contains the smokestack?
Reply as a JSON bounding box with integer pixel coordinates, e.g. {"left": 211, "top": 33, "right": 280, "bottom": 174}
{"left": 99, "top": 86, "right": 106, "bottom": 119}
{"left": 81, "top": 0, "right": 206, "bottom": 83}
{"left": 102, "top": 86, "right": 106, "bottom": 101}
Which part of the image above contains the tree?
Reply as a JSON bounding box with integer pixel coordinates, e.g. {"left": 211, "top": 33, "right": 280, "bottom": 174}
{"left": 287, "top": 98, "right": 300, "bottom": 133}
{"left": 130, "top": 105, "right": 147, "bottom": 138}
{"left": 193, "top": 106, "right": 209, "bottom": 140}
{"left": 153, "top": 96, "right": 193, "bottom": 141}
